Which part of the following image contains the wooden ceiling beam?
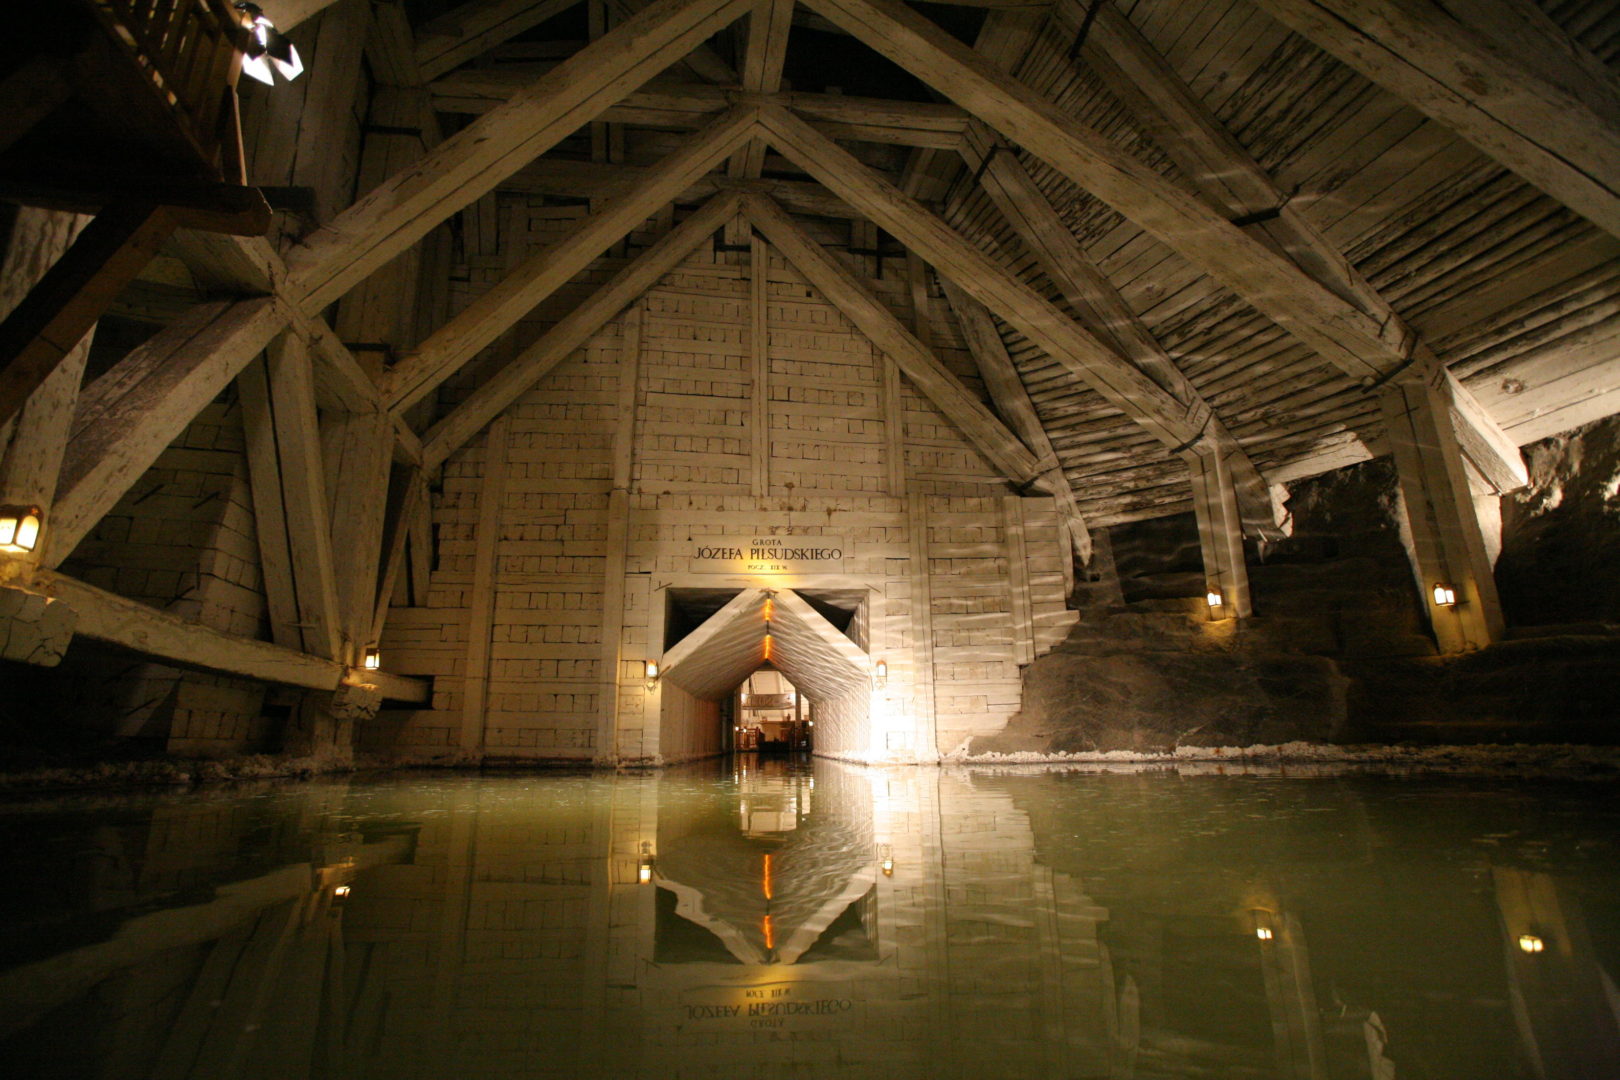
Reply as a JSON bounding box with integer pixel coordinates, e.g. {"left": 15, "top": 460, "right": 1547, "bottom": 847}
{"left": 940, "top": 279, "right": 1090, "bottom": 567}
{"left": 1250, "top": 0, "right": 1620, "bottom": 244}
{"left": 388, "top": 105, "right": 760, "bottom": 414}
{"left": 1071, "top": 1, "right": 1527, "bottom": 493}
{"left": 423, "top": 191, "right": 745, "bottom": 467}
{"left": 741, "top": 192, "right": 1045, "bottom": 487}
{"left": 961, "top": 124, "right": 1279, "bottom": 536}
{"left": 755, "top": 106, "right": 1221, "bottom": 465}
{"left": 44, "top": 297, "right": 289, "bottom": 566}
{"left": 798, "top": 0, "right": 1415, "bottom": 382}
{"left": 285, "top": 0, "right": 754, "bottom": 314}
{"left": 415, "top": 0, "right": 578, "bottom": 82}
{"left": 430, "top": 71, "right": 971, "bottom": 147}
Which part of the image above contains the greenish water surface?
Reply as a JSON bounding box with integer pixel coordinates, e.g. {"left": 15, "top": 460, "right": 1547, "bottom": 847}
{"left": 1, "top": 758, "right": 1617, "bottom": 1079}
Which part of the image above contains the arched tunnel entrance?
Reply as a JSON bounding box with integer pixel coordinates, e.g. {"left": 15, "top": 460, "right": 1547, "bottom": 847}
{"left": 658, "top": 589, "right": 874, "bottom": 762}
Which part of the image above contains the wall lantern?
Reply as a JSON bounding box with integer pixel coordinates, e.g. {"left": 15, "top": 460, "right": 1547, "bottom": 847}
{"left": 1432, "top": 582, "right": 1458, "bottom": 607}
{"left": 644, "top": 660, "right": 660, "bottom": 689}
{"left": 638, "top": 841, "right": 655, "bottom": 884}
{"left": 1255, "top": 926, "right": 1273, "bottom": 942}
{"left": 235, "top": 3, "right": 304, "bottom": 84}
{"left": 1518, "top": 934, "right": 1544, "bottom": 954}
{"left": 1205, "top": 590, "right": 1223, "bottom": 610}
{"left": 362, "top": 647, "right": 381, "bottom": 671}
{"left": 0, "top": 505, "right": 43, "bottom": 554}
{"left": 333, "top": 884, "right": 351, "bottom": 900}
{"left": 874, "top": 658, "right": 888, "bottom": 689}
{"left": 878, "top": 844, "right": 894, "bottom": 877}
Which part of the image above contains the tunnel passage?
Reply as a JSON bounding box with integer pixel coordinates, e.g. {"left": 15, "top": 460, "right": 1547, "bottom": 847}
{"left": 658, "top": 589, "right": 874, "bottom": 759}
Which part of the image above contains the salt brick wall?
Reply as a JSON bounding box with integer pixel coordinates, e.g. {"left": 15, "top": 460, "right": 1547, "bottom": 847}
{"left": 377, "top": 203, "right": 1076, "bottom": 762}
{"left": 62, "top": 398, "right": 271, "bottom": 754}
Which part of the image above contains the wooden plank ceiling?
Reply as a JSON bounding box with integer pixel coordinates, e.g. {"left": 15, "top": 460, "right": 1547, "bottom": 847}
{"left": 163, "top": 0, "right": 1620, "bottom": 526}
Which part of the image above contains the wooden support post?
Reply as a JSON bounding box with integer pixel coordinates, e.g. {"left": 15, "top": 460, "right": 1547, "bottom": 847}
{"left": 460, "top": 416, "right": 511, "bottom": 753}
{"left": 881, "top": 353, "right": 908, "bottom": 498}
{"left": 266, "top": 332, "right": 345, "bottom": 660}
{"left": 370, "top": 467, "right": 424, "bottom": 646}
{"left": 238, "top": 356, "right": 303, "bottom": 651}
{"left": 1381, "top": 374, "right": 1505, "bottom": 652}
{"left": 0, "top": 203, "right": 174, "bottom": 430}
{"left": 1187, "top": 445, "right": 1253, "bottom": 620}
{"left": 728, "top": 0, "right": 795, "bottom": 178}
{"left": 1002, "top": 495, "right": 1035, "bottom": 667}
{"left": 322, "top": 407, "right": 394, "bottom": 664}
{"left": 905, "top": 491, "right": 938, "bottom": 761}
{"left": 749, "top": 234, "right": 770, "bottom": 497}
{"left": 597, "top": 304, "right": 644, "bottom": 763}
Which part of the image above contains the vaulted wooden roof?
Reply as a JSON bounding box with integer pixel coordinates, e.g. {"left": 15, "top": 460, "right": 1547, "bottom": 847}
{"left": 8, "top": 0, "right": 1618, "bottom": 679}
{"left": 113, "top": 0, "right": 1611, "bottom": 534}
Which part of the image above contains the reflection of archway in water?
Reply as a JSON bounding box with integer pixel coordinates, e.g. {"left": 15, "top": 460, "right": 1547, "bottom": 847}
{"left": 653, "top": 759, "right": 876, "bottom": 965}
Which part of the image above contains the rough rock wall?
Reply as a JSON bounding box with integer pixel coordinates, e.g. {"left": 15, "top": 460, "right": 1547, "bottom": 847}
{"left": 973, "top": 449, "right": 1620, "bottom": 757}
{"left": 1497, "top": 413, "right": 1620, "bottom": 627}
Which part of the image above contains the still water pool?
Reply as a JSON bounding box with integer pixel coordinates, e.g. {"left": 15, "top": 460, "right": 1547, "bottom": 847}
{"left": 1, "top": 757, "right": 1617, "bottom": 1079}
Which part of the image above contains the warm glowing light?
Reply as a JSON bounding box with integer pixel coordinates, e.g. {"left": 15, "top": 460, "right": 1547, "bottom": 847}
{"left": 1518, "top": 934, "right": 1544, "bottom": 954}
{"left": 638, "top": 863, "right": 653, "bottom": 885}
{"left": 644, "top": 660, "right": 659, "bottom": 680}
{"left": 763, "top": 597, "right": 774, "bottom": 621}
{"left": 236, "top": 3, "right": 304, "bottom": 84}
{"left": 762, "top": 854, "right": 773, "bottom": 900}
{"left": 881, "top": 857, "right": 894, "bottom": 877}
{"left": 362, "top": 647, "right": 381, "bottom": 671}
{"left": 740, "top": 692, "right": 750, "bottom": 704}
{"left": 0, "top": 505, "right": 42, "bottom": 554}
{"left": 1432, "top": 582, "right": 1457, "bottom": 606}
{"left": 1256, "top": 926, "right": 1273, "bottom": 941}
{"left": 763, "top": 914, "right": 775, "bottom": 951}
{"left": 763, "top": 634, "right": 773, "bottom": 661}
{"left": 333, "top": 884, "right": 351, "bottom": 901}
{"left": 1206, "top": 590, "right": 1223, "bottom": 608}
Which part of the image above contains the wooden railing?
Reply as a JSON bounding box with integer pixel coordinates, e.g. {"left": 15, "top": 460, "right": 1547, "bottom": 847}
{"left": 90, "top": 0, "right": 247, "bottom": 180}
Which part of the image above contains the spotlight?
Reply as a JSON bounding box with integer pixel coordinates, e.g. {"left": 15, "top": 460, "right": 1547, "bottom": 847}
{"left": 235, "top": 3, "right": 304, "bottom": 85}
